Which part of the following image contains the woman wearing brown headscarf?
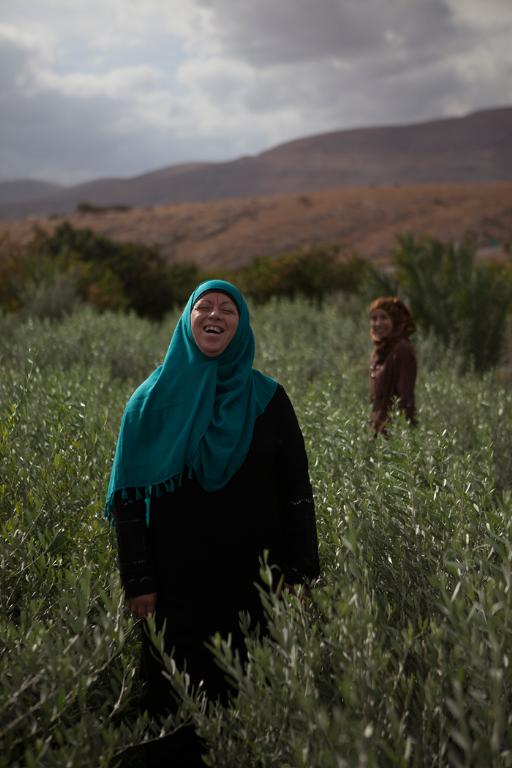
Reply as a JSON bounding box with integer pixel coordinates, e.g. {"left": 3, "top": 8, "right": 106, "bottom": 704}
{"left": 369, "top": 296, "right": 417, "bottom": 434}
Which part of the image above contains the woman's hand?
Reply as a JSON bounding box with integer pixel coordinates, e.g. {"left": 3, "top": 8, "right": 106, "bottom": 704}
{"left": 127, "top": 592, "right": 157, "bottom": 619}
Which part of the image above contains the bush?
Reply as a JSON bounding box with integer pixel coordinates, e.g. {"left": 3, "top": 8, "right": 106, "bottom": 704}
{"left": 1, "top": 227, "right": 367, "bottom": 318}
{"left": 18, "top": 271, "right": 82, "bottom": 320}
{"left": 39, "top": 223, "right": 199, "bottom": 320}
{"left": 235, "top": 246, "right": 368, "bottom": 304}
{"left": 392, "top": 234, "right": 512, "bottom": 371}
{"left": 0, "top": 236, "right": 26, "bottom": 312}
{"left": 2, "top": 300, "right": 512, "bottom": 766}
{"left": 0, "top": 224, "right": 200, "bottom": 320}
{"left": 76, "top": 201, "right": 132, "bottom": 214}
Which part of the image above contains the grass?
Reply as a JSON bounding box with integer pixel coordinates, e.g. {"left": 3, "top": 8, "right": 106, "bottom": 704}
{"left": 1, "top": 295, "right": 512, "bottom": 767}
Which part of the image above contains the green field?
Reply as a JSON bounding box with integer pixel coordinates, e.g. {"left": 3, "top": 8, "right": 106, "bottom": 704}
{"left": 2, "top": 296, "right": 512, "bottom": 767}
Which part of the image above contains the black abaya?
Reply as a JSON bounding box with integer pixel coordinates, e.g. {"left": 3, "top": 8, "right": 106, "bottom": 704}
{"left": 113, "top": 385, "right": 319, "bottom": 766}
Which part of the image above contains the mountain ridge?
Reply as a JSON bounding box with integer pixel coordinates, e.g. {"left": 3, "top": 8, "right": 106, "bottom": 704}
{"left": 1, "top": 105, "right": 511, "bottom": 221}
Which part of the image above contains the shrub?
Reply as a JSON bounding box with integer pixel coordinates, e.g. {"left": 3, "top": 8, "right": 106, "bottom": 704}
{"left": 38, "top": 223, "right": 199, "bottom": 319}
{"left": 76, "top": 201, "right": 132, "bottom": 214}
{"left": 18, "top": 271, "right": 81, "bottom": 319}
{"left": 0, "top": 224, "right": 200, "bottom": 320}
{"left": 0, "top": 236, "right": 27, "bottom": 312}
{"left": 235, "top": 246, "right": 368, "bottom": 304}
{"left": 392, "top": 234, "right": 512, "bottom": 371}
{"left": 2, "top": 300, "right": 512, "bottom": 766}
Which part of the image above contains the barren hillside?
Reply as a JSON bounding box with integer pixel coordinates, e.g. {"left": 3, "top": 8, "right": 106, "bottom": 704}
{"left": 1, "top": 182, "right": 511, "bottom": 268}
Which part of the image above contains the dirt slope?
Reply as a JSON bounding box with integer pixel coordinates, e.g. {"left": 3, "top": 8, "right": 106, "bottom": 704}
{"left": 1, "top": 182, "right": 511, "bottom": 268}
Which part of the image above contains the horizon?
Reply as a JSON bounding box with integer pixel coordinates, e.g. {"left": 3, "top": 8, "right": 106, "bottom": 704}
{"left": 1, "top": 0, "right": 512, "bottom": 185}
{"left": 2, "top": 102, "right": 510, "bottom": 188}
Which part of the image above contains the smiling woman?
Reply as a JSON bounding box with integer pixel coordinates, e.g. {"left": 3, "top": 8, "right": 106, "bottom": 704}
{"left": 105, "top": 279, "right": 319, "bottom": 767}
{"left": 369, "top": 296, "right": 417, "bottom": 434}
{"left": 190, "top": 290, "right": 240, "bottom": 356}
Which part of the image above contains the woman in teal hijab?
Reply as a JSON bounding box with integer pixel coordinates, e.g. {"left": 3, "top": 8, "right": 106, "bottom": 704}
{"left": 106, "top": 279, "right": 278, "bottom": 518}
{"left": 109, "top": 280, "right": 319, "bottom": 767}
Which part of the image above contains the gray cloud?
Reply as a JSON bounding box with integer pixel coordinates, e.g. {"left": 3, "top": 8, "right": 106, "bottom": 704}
{"left": 1, "top": 0, "right": 511, "bottom": 183}
{"left": 0, "top": 29, "right": 231, "bottom": 182}
{"left": 198, "top": 0, "right": 470, "bottom": 67}
{"left": 192, "top": 0, "right": 511, "bottom": 131}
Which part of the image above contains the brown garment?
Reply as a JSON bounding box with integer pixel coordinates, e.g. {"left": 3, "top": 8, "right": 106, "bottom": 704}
{"left": 370, "top": 337, "right": 417, "bottom": 433}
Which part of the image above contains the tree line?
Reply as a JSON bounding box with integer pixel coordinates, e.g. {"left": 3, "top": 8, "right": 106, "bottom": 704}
{"left": 0, "top": 222, "right": 511, "bottom": 371}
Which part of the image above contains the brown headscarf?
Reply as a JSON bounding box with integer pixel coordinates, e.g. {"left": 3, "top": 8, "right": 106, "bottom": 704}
{"left": 369, "top": 296, "right": 416, "bottom": 361}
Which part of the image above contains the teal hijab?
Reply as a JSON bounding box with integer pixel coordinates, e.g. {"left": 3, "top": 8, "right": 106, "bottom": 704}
{"left": 105, "top": 280, "right": 277, "bottom": 521}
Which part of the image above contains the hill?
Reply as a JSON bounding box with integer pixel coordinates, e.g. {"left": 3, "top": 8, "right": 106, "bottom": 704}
{"left": 0, "top": 179, "right": 64, "bottom": 205}
{"left": 0, "top": 106, "right": 511, "bottom": 220}
{"left": 1, "top": 181, "right": 510, "bottom": 268}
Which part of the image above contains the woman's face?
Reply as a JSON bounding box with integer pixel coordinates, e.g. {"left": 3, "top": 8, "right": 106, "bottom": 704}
{"left": 369, "top": 308, "right": 393, "bottom": 340}
{"left": 191, "top": 291, "right": 240, "bottom": 357}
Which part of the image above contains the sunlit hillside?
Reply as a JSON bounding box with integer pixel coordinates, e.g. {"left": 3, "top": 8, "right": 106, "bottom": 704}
{"left": 0, "top": 181, "right": 511, "bottom": 269}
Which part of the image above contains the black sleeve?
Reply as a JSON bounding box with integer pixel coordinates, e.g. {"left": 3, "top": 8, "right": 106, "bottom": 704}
{"left": 275, "top": 386, "right": 320, "bottom": 584}
{"left": 112, "top": 492, "right": 158, "bottom": 599}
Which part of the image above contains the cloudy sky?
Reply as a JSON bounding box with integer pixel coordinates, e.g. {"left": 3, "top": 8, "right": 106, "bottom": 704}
{"left": 1, "top": 0, "right": 511, "bottom": 184}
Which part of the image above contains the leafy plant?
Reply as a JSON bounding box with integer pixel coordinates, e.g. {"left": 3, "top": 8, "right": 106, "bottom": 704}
{"left": 235, "top": 246, "right": 368, "bottom": 305}
{"left": 1, "top": 298, "right": 512, "bottom": 766}
{"left": 393, "top": 234, "right": 512, "bottom": 371}
{"left": 0, "top": 224, "right": 199, "bottom": 320}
